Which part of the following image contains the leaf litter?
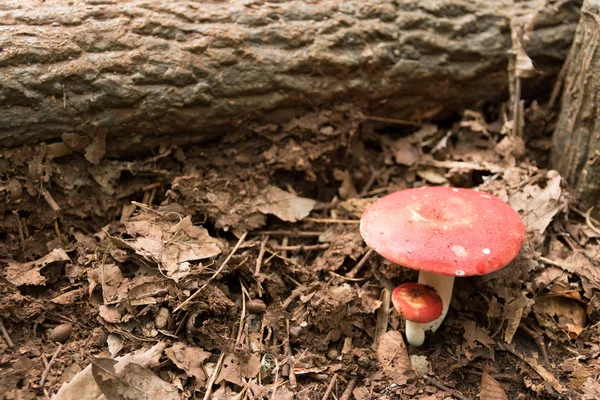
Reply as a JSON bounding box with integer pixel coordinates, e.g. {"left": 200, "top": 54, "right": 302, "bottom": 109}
{"left": 0, "top": 38, "right": 599, "bottom": 400}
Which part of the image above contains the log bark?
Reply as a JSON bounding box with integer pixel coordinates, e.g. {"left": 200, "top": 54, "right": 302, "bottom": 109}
{"left": 552, "top": 0, "right": 600, "bottom": 210}
{"left": 0, "top": 0, "right": 580, "bottom": 153}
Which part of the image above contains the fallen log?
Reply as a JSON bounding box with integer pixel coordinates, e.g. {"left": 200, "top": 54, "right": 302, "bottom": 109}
{"left": 0, "top": 0, "right": 580, "bottom": 153}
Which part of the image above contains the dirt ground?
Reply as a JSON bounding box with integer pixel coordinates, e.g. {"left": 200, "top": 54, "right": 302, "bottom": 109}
{"left": 1, "top": 96, "right": 600, "bottom": 400}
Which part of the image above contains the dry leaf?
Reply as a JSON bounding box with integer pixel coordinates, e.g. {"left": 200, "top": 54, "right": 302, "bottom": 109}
{"left": 461, "top": 320, "right": 495, "bottom": 351}
{"left": 534, "top": 296, "right": 586, "bottom": 336}
{"left": 256, "top": 185, "right": 316, "bottom": 222}
{"left": 416, "top": 169, "right": 449, "bottom": 184}
{"left": 54, "top": 343, "right": 166, "bottom": 400}
{"left": 107, "top": 333, "right": 124, "bottom": 358}
{"left": 114, "top": 213, "right": 224, "bottom": 282}
{"left": 392, "top": 137, "right": 420, "bottom": 166}
{"left": 91, "top": 358, "right": 178, "bottom": 400}
{"left": 376, "top": 330, "right": 412, "bottom": 382}
{"left": 511, "top": 14, "right": 539, "bottom": 78}
{"left": 479, "top": 367, "right": 508, "bottom": 400}
{"left": 165, "top": 343, "right": 211, "bottom": 383}
{"left": 503, "top": 294, "right": 535, "bottom": 344}
{"left": 6, "top": 248, "right": 70, "bottom": 286}
{"left": 215, "top": 353, "right": 261, "bottom": 386}
{"left": 509, "top": 170, "right": 564, "bottom": 241}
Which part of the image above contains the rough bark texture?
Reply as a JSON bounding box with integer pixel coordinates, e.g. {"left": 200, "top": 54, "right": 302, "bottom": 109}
{"left": 552, "top": 0, "right": 600, "bottom": 210}
{"left": 0, "top": 0, "right": 580, "bottom": 153}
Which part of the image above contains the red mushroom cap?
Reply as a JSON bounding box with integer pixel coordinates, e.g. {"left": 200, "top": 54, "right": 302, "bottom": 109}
{"left": 392, "top": 283, "right": 443, "bottom": 323}
{"left": 360, "top": 187, "right": 525, "bottom": 276}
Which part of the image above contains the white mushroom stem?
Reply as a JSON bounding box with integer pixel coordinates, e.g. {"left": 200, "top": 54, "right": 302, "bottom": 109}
{"left": 404, "top": 272, "right": 455, "bottom": 346}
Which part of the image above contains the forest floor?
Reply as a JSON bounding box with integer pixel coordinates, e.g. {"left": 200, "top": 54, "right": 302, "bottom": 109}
{"left": 1, "top": 95, "right": 600, "bottom": 399}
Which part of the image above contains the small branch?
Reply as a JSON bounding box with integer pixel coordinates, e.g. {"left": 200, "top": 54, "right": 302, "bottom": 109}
{"left": 339, "top": 376, "right": 358, "bottom": 400}
{"left": 256, "top": 230, "right": 323, "bottom": 237}
{"left": 347, "top": 248, "right": 374, "bottom": 278}
{"left": 284, "top": 320, "right": 297, "bottom": 389}
{"left": 519, "top": 323, "right": 550, "bottom": 365}
{"left": 41, "top": 188, "right": 61, "bottom": 212}
{"left": 0, "top": 318, "right": 15, "bottom": 348}
{"left": 203, "top": 352, "right": 225, "bottom": 400}
{"left": 364, "top": 115, "right": 422, "bottom": 126}
{"left": 40, "top": 344, "right": 63, "bottom": 386}
{"left": 423, "top": 375, "right": 468, "bottom": 400}
{"left": 584, "top": 207, "right": 600, "bottom": 235}
{"left": 321, "top": 373, "right": 338, "bottom": 400}
{"left": 372, "top": 287, "right": 391, "bottom": 350}
{"left": 254, "top": 235, "right": 269, "bottom": 276}
{"left": 304, "top": 218, "right": 360, "bottom": 224}
{"left": 272, "top": 243, "right": 329, "bottom": 252}
{"left": 174, "top": 232, "right": 247, "bottom": 312}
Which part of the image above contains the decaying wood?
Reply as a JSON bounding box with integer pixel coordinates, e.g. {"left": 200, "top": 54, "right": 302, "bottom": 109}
{"left": 0, "top": 0, "right": 580, "bottom": 153}
{"left": 552, "top": 0, "right": 600, "bottom": 210}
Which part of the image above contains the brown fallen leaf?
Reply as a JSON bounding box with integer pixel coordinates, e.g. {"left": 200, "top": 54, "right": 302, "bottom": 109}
{"left": 165, "top": 343, "right": 211, "bottom": 383}
{"left": 6, "top": 248, "right": 70, "bottom": 286}
{"left": 376, "top": 330, "right": 412, "bottom": 384}
{"left": 479, "top": 366, "right": 508, "bottom": 400}
{"left": 255, "top": 185, "right": 316, "bottom": 222}
{"left": 534, "top": 296, "right": 586, "bottom": 336}
{"left": 91, "top": 358, "right": 178, "bottom": 400}
{"left": 215, "top": 352, "right": 261, "bottom": 386}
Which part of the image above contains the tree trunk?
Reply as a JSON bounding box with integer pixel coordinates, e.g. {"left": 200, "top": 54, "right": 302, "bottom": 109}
{"left": 552, "top": 0, "right": 600, "bottom": 210}
{"left": 0, "top": 0, "right": 580, "bottom": 154}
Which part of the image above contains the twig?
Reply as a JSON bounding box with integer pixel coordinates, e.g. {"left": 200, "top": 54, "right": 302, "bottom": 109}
{"left": 570, "top": 206, "right": 600, "bottom": 226}
{"left": 372, "top": 287, "right": 391, "bottom": 350}
{"left": 41, "top": 188, "right": 61, "bottom": 212}
{"left": 255, "top": 235, "right": 269, "bottom": 276}
{"left": 463, "top": 368, "right": 519, "bottom": 382}
{"left": 321, "top": 373, "right": 338, "bottom": 400}
{"left": 284, "top": 320, "right": 297, "bottom": 389}
{"left": 423, "top": 375, "right": 468, "bottom": 400}
{"left": 174, "top": 232, "right": 248, "bottom": 312}
{"left": 497, "top": 342, "right": 564, "bottom": 393}
{"left": 537, "top": 256, "right": 574, "bottom": 274}
{"left": 340, "top": 376, "right": 358, "bottom": 400}
{"left": 40, "top": 344, "right": 63, "bottom": 386}
{"left": 256, "top": 230, "right": 323, "bottom": 237}
{"left": 519, "top": 323, "right": 550, "bottom": 365}
{"left": 359, "top": 167, "right": 381, "bottom": 197}
{"left": 203, "top": 352, "right": 225, "bottom": 400}
{"left": 0, "top": 318, "right": 15, "bottom": 348}
{"left": 272, "top": 243, "right": 329, "bottom": 251}
{"left": 304, "top": 217, "right": 360, "bottom": 224}
{"left": 235, "top": 279, "right": 247, "bottom": 348}
{"left": 584, "top": 207, "right": 600, "bottom": 235}
{"left": 347, "top": 248, "right": 374, "bottom": 278}
{"left": 280, "top": 236, "right": 289, "bottom": 259}
{"left": 12, "top": 211, "right": 25, "bottom": 250}
{"left": 364, "top": 115, "right": 422, "bottom": 126}
{"left": 548, "top": 50, "right": 571, "bottom": 111}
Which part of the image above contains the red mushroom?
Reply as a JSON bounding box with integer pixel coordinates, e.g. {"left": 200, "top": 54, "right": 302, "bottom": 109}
{"left": 392, "top": 283, "right": 443, "bottom": 336}
{"left": 360, "top": 186, "right": 525, "bottom": 346}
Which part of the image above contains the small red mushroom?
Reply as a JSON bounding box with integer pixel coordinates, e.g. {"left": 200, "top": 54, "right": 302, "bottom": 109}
{"left": 360, "top": 186, "right": 525, "bottom": 346}
{"left": 392, "top": 282, "right": 443, "bottom": 318}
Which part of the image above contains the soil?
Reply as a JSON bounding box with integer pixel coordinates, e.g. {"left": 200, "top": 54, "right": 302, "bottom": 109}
{"left": 1, "top": 101, "right": 599, "bottom": 399}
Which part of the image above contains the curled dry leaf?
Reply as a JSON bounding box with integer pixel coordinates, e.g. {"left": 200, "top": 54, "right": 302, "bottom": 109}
{"left": 255, "top": 185, "right": 316, "bottom": 222}
{"left": 376, "top": 331, "right": 412, "bottom": 384}
{"left": 215, "top": 353, "right": 261, "bottom": 387}
{"left": 113, "top": 213, "right": 224, "bottom": 282}
{"left": 6, "top": 248, "right": 70, "bottom": 286}
{"left": 509, "top": 170, "right": 565, "bottom": 243}
{"left": 91, "top": 358, "right": 178, "bottom": 400}
{"left": 54, "top": 342, "right": 166, "bottom": 400}
{"left": 165, "top": 343, "right": 211, "bottom": 383}
{"left": 479, "top": 367, "right": 509, "bottom": 400}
